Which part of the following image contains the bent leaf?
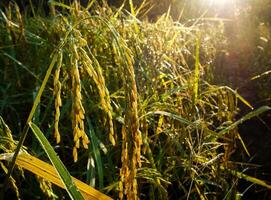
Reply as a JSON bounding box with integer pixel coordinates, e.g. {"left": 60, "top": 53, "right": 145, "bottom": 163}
{"left": 221, "top": 166, "right": 271, "bottom": 190}
{"left": 219, "top": 106, "right": 271, "bottom": 135}
{"left": 0, "top": 152, "right": 112, "bottom": 200}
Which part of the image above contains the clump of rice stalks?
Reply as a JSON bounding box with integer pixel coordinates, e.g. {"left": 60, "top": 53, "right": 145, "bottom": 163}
{"left": 119, "top": 45, "right": 142, "bottom": 200}
{"left": 70, "top": 42, "right": 89, "bottom": 162}
{"left": 0, "top": 117, "right": 21, "bottom": 199}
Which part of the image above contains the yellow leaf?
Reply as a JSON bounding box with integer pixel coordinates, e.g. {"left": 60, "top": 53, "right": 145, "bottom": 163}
{"left": 14, "top": 153, "right": 112, "bottom": 200}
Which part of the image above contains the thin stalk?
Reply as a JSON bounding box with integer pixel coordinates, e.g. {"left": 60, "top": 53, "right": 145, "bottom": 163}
{"left": 2, "top": 53, "right": 58, "bottom": 196}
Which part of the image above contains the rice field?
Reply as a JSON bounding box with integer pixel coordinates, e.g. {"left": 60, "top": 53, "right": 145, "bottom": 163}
{"left": 0, "top": 1, "right": 270, "bottom": 199}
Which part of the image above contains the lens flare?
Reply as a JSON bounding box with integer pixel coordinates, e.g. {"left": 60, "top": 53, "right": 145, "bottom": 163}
{"left": 204, "top": 0, "right": 231, "bottom": 6}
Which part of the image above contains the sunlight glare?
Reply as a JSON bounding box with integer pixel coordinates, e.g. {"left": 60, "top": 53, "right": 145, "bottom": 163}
{"left": 204, "top": 0, "right": 230, "bottom": 6}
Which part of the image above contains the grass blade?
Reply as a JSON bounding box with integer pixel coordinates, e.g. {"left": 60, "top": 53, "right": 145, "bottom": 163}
{"left": 251, "top": 70, "right": 271, "bottom": 81}
{"left": 5, "top": 53, "right": 58, "bottom": 186}
{"left": 219, "top": 106, "right": 270, "bottom": 156}
{"left": 222, "top": 166, "right": 271, "bottom": 190}
{"left": 129, "top": 0, "right": 140, "bottom": 34}
{"left": 193, "top": 37, "right": 200, "bottom": 105}
{"left": 219, "top": 106, "right": 271, "bottom": 135}
{"left": 146, "top": 110, "right": 193, "bottom": 125}
{"left": 29, "top": 122, "right": 84, "bottom": 200}
{"left": 87, "top": 154, "right": 96, "bottom": 188}
{"left": 223, "top": 86, "right": 254, "bottom": 110}
{"left": 2, "top": 52, "right": 40, "bottom": 80}
{"left": 86, "top": 117, "right": 104, "bottom": 189}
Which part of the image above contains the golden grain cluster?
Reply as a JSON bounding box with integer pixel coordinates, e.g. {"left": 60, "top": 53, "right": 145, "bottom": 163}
{"left": 53, "top": 53, "right": 63, "bottom": 144}
{"left": 119, "top": 50, "right": 142, "bottom": 200}
{"left": 70, "top": 43, "right": 89, "bottom": 162}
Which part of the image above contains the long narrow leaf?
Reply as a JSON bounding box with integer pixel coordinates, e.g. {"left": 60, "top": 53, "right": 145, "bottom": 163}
{"left": 29, "top": 122, "right": 84, "bottom": 200}
{"left": 86, "top": 117, "right": 104, "bottom": 189}
{"left": 223, "top": 86, "right": 254, "bottom": 110}
{"left": 221, "top": 166, "right": 271, "bottom": 190}
{"left": 193, "top": 37, "right": 200, "bottom": 105}
{"left": 129, "top": 0, "right": 140, "bottom": 34}
{"left": 219, "top": 106, "right": 271, "bottom": 135}
{"left": 6, "top": 53, "right": 58, "bottom": 181}
{"left": 146, "top": 110, "right": 193, "bottom": 125}
{"left": 2, "top": 52, "right": 40, "bottom": 80}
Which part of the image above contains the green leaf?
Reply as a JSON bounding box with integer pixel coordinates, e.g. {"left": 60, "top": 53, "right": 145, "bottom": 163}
{"left": 219, "top": 106, "right": 271, "bottom": 156}
{"left": 6, "top": 53, "right": 59, "bottom": 181}
{"left": 223, "top": 86, "right": 254, "bottom": 110}
{"left": 146, "top": 110, "right": 193, "bottom": 125}
{"left": 2, "top": 52, "right": 39, "bottom": 80}
{"left": 48, "top": 0, "right": 72, "bottom": 10}
{"left": 193, "top": 37, "right": 200, "bottom": 105}
{"left": 86, "top": 117, "right": 104, "bottom": 189}
{"left": 129, "top": 0, "right": 140, "bottom": 34}
{"left": 29, "top": 122, "right": 84, "bottom": 200}
{"left": 222, "top": 166, "right": 271, "bottom": 190}
{"left": 219, "top": 106, "right": 271, "bottom": 135}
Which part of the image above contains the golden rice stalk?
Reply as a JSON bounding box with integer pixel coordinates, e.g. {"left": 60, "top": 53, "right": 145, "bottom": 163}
{"left": 71, "top": 44, "right": 89, "bottom": 162}
{"left": 126, "top": 50, "right": 142, "bottom": 168}
{"left": 3, "top": 2, "right": 25, "bottom": 44}
{"left": 14, "top": 3, "right": 25, "bottom": 41}
{"left": 119, "top": 48, "right": 142, "bottom": 200}
{"left": 53, "top": 53, "right": 63, "bottom": 144}
{"left": 80, "top": 48, "right": 116, "bottom": 146}
{"left": 119, "top": 126, "right": 128, "bottom": 200}
{"left": 0, "top": 117, "right": 23, "bottom": 199}
{"left": 36, "top": 176, "right": 55, "bottom": 199}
